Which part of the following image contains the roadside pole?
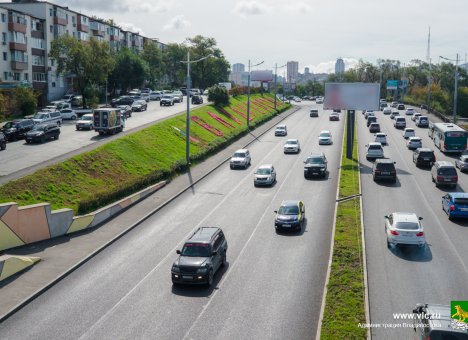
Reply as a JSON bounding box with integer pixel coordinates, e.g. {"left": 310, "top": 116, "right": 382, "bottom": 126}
{"left": 346, "top": 110, "right": 355, "bottom": 159}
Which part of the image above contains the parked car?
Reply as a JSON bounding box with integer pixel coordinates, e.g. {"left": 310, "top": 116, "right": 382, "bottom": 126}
{"left": 329, "top": 112, "right": 339, "bottom": 121}
{"left": 369, "top": 123, "right": 380, "bottom": 133}
{"left": 172, "top": 90, "right": 184, "bottom": 103}
{"left": 60, "top": 109, "right": 78, "bottom": 120}
{"left": 254, "top": 164, "right": 276, "bottom": 186}
{"left": 374, "top": 133, "right": 387, "bottom": 145}
{"left": 160, "top": 95, "right": 175, "bottom": 106}
{"left": 310, "top": 109, "right": 319, "bottom": 117}
{"left": 1, "top": 119, "right": 35, "bottom": 141}
{"left": 403, "top": 128, "right": 416, "bottom": 139}
{"left": 385, "top": 212, "right": 425, "bottom": 248}
{"left": 442, "top": 193, "right": 468, "bottom": 220}
{"left": 372, "top": 159, "right": 397, "bottom": 182}
{"left": 131, "top": 100, "right": 148, "bottom": 112}
{"left": 394, "top": 116, "right": 406, "bottom": 129}
{"left": 318, "top": 130, "right": 332, "bottom": 145}
{"left": 171, "top": 227, "right": 227, "bottom": 286}
{"left": 431, "top": 161, "right": 458, "bottom": 188}
{"left": 415, "top": 116, "right": 429, "bottom": 128}
{"left": 274, "top": 200, "right": 305, "bottom": 232}
{"left": 413, "top": 148, "right": 436, "bottom": 167}
{"left": 412, "top": 112, "right": 422, "bottom": 121}
{"left": 405, "top": 108, "right": 415, "bottom": 115}
{"left": 407, "top": 137, "right": 422, "bottom": 150}
{"left": 383, "top": 107, "right": 392, "bottom": 114}
{"left": 230, "top": 149, "right": 251, "bottom": 169}
{"left": 149, "top": 91, "right": 162, "bottom": 101}
{"left": 412, "top": 304, "right": 468, "bottom": 339}
{"left": 32, "top": 111, "right": 62, "bottom": 126}
{"left": 117, "top": 105, "right": 132, "bottom": 118}
{"left": 366, "top": 142, "right": 384, "bottom": 160}
{"left": 397, "top": 103, "right": 405, "bottom": 110}
{"left": 191, "top": 95, "right": 203, "bottom": 105}
{"left": 367, "top": 116, "right": 377, "bottom": 127}
{"left": 25, "top": 123, "right": 60, "bottom": 143}
{"left": 0, "top": 131, "right": 6, "bottom": 150}
{"left": 303, "top": 152, "right": 327, "bottom": 178}
{"left": 75, "top": 114, "right": 94, "bottom": 130}
{"left": 275, "top": 125, "right": 287, "bottom": 136}
{"left": 283, "top": 139, "right": 300, "bottom": 153}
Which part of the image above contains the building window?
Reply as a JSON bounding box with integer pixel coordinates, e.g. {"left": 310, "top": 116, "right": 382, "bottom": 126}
{"left": 2, "top": 52, "right": 6, "bottom": 61}
{"left": 10, "top": 31, "right": 26, "bottom": 44}
{"left": 1, "top": 13, "right": 5, "bottom": 23}
{"left": 3, "top": 72, "right": 8, "bottom": 80}
{"left": 32, "top": 55, "right": 45, "bottom": 66}
{"left": 13, "top": 73, "right": 20, "bottom": 81}
{"left": 52, "top": 82, "right": 56, "bottom": 87}
{"left": 72, "top": 16, "right": 75, "bottom": 24}
{"left": 2, "top": 32, "right": 6, "bottom": 42}
{"left": 24, "top": 73, "right": 28, "bottom": 81}
{"left": 11, "top": 51, "right": 28, "bottom": 62}
{"left": 31, "top": 37, "right": 45, "bottom": 49}
{"left": 50, "top": 59, "right": 55, "bottom": 66}
{"left": 50, "top": 25, "right": 53, "bottom": 33}
{"left": 49, "top": 8, "right": 53, "bottom": 16}
{"left": 33, "top": 72, "right": 46, "bottom": 82}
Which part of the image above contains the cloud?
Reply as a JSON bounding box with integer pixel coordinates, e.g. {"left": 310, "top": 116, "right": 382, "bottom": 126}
{"left": 306, "top": 58, "right": 359, "bottom": 74}
{"left": 163, "top": 15, "right": 191, "bottom": 31}
{"left": 65, "top": 0, "right": 172, "bottom": 13}
{"left": 233, "top": 1, "right": 271, "bottom": 18}
{"left": 119, "top": 22, "right": 145, "bottom": 35}
{"left": 288, "top": 2, "right": 313, "bottom": 13}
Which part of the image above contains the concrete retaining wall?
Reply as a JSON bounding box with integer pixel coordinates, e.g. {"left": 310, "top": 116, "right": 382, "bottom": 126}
{"left": 0, "top": 181, "right": 166, "bottom": 252}
{"left": 0, "top": 255, "right": 40, "bottom": 282}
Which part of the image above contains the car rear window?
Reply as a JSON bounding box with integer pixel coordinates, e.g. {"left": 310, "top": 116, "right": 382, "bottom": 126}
{"left": 395, "top": 222, "right": 419, "bottom": 230}
{"left": 370, "top": 123, "right": 380, "bottom": 127}
{"left": 439, "top": 168, "right": 457, "bottom": 176}
{"left": 419, "top": 152, "right": 434, "bottom": 158}
{"left": 376, "top": 163, "right": 395, "bottom": 171}
{"left": 454, "top": 198, "right": 468, "bottom": 205}
{"left": 369, "top": 145, "right": 382, "bottom": 150}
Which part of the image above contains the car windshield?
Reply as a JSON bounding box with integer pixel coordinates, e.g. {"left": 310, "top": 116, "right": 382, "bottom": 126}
{"left": 180, "top": 243, "right": 211, "bottom": 257}
{"left": 163, "top": 96, "right": 172, "bottom": 99}
{"left": 395, "top": 222, "right": 419, "bottom": 230}
{"left": 3, "top": 122, "right": 15, "bottom": 128}
{"left": 81, "top": 116, "right": 92, "bottom": 121}
{"left": 320, "top": 132, "right": 330, "bottom": 137}
{"left": 256, "top": 168, "right": 271, "bottom": 175}
{"left": 34, "top": 114, "right": 47, "bottom": 119}
{"left": 307, "top": 157, "right": 324, "bottom": 164}
{"left": 31, "top": 125, "right": 45, "bottom": 131}
{"left": 439, "top": 168, "right": 457, "bottom": 176}
{"left": 276, "top": 126, "right": 285, "bottom": 130}
{"left": 233, "top": 152, "right": 246, "bottom": 158}
{"left": 278, "top": 205, "right": 299, "bottom": 215}
{"left": 286, "top": 140, "right": 298, "bottom": 145}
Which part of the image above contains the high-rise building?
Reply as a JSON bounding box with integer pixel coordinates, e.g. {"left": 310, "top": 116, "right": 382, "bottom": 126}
{"left": 304, "top": 67, "right": 310, "bottom": 74}
{"left": 287, "top": 61, "right": 299, "bottom": 83}
{"left": 335, "top": 58, "right": 345, "bottom": 75}
{"left": 232, "top": 63, "right": 245, "bottom": 73}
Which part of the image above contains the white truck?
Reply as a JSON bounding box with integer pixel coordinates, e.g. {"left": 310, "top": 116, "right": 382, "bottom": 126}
{"left": 93, "top": 108, "right": 125, "bottom": 135}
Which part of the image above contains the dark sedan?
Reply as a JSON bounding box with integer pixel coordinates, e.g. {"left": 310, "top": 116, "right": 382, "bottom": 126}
{"left": 274, "top": 200, "right": 305, "bottom": 231}
{"left": 1, "top": 119, "right": 35, "bottom": 141}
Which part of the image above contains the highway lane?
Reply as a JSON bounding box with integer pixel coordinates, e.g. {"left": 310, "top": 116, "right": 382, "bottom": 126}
{"left": 0, "top": 98, "right": 205, "bottom": 178}
{"left": 0, "top": 101, "right": 344, "bottom": 340}
{"left": 359, "top": 109, "right": 468, "bottom": 339}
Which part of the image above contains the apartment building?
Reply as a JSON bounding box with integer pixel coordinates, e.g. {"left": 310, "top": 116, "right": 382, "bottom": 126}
{"left": 0, "top": 0, "right": 161, "bottom": 103}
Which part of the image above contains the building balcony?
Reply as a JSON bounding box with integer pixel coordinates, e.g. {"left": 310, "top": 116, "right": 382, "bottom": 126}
{"left": 77, "top": 23, "right": 89, "bottom": 33}
{"left": 8, "top": 22, "right": 27, "bottom": 34}
{"left": 31, "top": 48, "right": 45, "bottom": 56}
{"left": 53, "top": 17, "right": 67, "bottom": 26}
{"left": 31, "top": 30, "right": 44, "bottom": 39}
{"left": 32, "top": 65, "right": 46, "bottom": 73}
{"left": 32, "top": 81, "right": 47, "bottom": 90}
{"left": 92, "top": 30, "right": 105, "bottom": 37}
{"left": 11, "top": 61, "right": 28, "bottom": 70}
{"left": 9, "top": 42, "right": 27, "bottom": 52}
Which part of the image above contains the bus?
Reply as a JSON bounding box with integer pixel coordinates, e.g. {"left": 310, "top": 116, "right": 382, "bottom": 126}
{"left": 432, "top": 122, "right": 467, "bottom": 153}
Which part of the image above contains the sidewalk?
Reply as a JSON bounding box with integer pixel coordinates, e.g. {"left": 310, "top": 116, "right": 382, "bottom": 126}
{"left": 0, "top": 105, "right": 300, "bottom": 320}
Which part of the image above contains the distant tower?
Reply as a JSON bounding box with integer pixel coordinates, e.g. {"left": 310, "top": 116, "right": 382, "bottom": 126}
{"left": 335, "top": 58, "right": 345, "bottom": 75}
{"left": 232, "top": 63, "right": 245, "bottom": 73}
{"left": 287, "top": 61, "right": 299, "bottom": 83}
{"left": 304, "top": 67, "right": 310, "bottom": 74}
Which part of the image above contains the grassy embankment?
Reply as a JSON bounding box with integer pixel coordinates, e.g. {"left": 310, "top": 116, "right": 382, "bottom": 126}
{"left": 321, "top": 117, "right": 367, "bottom": 339}
{"left": 0, "top": 94, "right": 289, "bottom": 214}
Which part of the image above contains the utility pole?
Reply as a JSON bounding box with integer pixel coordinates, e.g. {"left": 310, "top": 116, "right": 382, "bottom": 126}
{"left": 426, "top": 26, "right": 431, "bottom": 114}
{"left": 454, "top": 53, "right": 459, "bottom": 123}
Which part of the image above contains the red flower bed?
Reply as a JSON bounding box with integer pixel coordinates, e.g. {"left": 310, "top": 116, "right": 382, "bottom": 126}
{"left": 208, "top": 112, "right": 235, "bottom": 129}
{"left": 191, "top": 116, "right": 224, "bottom": 136}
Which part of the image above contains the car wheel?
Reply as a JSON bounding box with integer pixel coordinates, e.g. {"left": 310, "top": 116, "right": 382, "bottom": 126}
{"left": 0, "top": 142, "right": 5, "bottom": 150}
{"left": 41, "top": 136, "right": 46, "bottom": 143}
{"left": 160, "top": 103, "right": 162, "bottom": 106}
{"left": 386, "top": 238, "right": 391, "bottom": 248}
{"left": 26, "top": 140, "right": 30, "bottom": 144}
{"left": 57, "top": 121, "right": 61, "bottom": 127}
{"left": 207, "top": 269, "right": 214, "bottom": 287}
{"left": 71, "top": 115, "right": 77, "bottom": 120}
{"left": 230, "top": 165, "right": 234, "bottom": 170}
{"left": 76, "top": 127, "right": 80, "bottom": 131}
{"left": 55, "top": 134, "right": 59, "bottom": 140}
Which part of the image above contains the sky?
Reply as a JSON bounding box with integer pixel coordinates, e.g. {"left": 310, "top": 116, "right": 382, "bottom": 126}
{"left": 63, "top": 0, "right": 468, "bottom": 74}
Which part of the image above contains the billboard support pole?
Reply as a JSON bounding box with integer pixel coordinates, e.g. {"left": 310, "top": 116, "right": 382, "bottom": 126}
{"left": 346, "top": 110, "right": 355, "bottom": 159}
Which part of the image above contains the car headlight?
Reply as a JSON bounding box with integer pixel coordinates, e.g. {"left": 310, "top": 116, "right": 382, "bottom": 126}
{"left": 37, "top": 132, "right": 44, "bottom": 136}
{"left": 196, "top": 267, "right": 208, "bottom": 274}
{"left": 172, "top": 265, "right": 180, "bottom": 273}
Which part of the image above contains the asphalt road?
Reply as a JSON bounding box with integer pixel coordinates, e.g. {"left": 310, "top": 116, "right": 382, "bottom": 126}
{"left": 0, "top": 101, "right": 343, "bottom": 340}
{"left": 359, "top": 108, "right": 468, "bottom": 339}
{"left": 0, "top": 98, "right": 205, "bottom": 180}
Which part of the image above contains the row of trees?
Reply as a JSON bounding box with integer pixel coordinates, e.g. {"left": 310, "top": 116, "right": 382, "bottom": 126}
{"left": 49, "top": 35, "right": 230, "bottom": 107}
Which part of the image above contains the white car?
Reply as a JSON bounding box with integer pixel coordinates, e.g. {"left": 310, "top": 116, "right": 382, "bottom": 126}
{"left": 275, "top": 125, "right": 287, "bottom": 136}
{"left": 318, "top": 130, "right": 332, "bottom": 145}
{"left": 403, "top": 128, "right": 415, "bottom": 139}
{"left": 139, "top": 93, "right": 150, "bottom": 102}
{"left": 366, "top": 142, "right": 384, "bottom": 160}
{"left": 284, "top": 139, "right": 300, "bottom": 153}
{"left": 150, "top": 91, "right": 162, "bottom": 101}
{"left": 407, "top": 137, "right": 422, "bottom": 150}
{"left": 75, "top": 114, "right": 94, "bottom": 130}
{"left": 383, "top": 107, "right": 392, "bottom": 114}
{"left": 374, "top": 133, "right": 387, "bottom": 145}
{"left": 254, "top": 164, "right": 276, "bottom": 186}
{"left": 316, "top": 97, "right": 324, "bottom": 104}
{"left": 455, "top": 155, "right": 468, "bottom": 172}
{"left": 230, "top": 149, "right": 251, "bottom": 169}
{"left": 385, "top": 212, "right": 425, "bottom": 248}
{"left": 412, "top": 112, "right": 422, "bottom": 121}
{"left": 405, "top": 108, "right": 415, "bottom": 115}
{"left": 60, "top": 108, "right": 77, "bottom": 120}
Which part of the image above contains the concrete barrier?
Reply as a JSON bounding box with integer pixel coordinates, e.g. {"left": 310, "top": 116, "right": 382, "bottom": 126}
{"left": 0, "top": 181, "right": 166, "bottom": 251}
{"left": 0, "top": 255, "right": 40, "bottom": 282}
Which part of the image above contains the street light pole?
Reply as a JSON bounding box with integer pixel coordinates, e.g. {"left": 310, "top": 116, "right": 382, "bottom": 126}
{"left": 440, "top": 54, "right": 460, "bottom": 123}
{"left": 246, "top": 59, "right": 264, "bottom": 128}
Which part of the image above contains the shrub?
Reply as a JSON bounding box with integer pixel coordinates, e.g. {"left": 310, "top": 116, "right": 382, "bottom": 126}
{"left": 14, "top": 87, "right": 38, "bottom": 116}
{"left": 207, "top": 85, "right": 230, "bottom": 107}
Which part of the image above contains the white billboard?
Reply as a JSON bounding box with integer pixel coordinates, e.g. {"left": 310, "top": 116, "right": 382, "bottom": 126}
{"left": 251, "top": 70, "right": 273, "bottom": 82}
{"left": 324, "top": 83, "right": 380, "bottom": 111}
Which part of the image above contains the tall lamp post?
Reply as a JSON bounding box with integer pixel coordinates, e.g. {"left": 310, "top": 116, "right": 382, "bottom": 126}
{"left": 440, "top": 54, "right": 460, "bottom": 123}
{"left": 181, "top": 52, "right": 215, "bottom": 165}
{"left": 274, "top": 63, "right": 287, "bottom": 111}
{"left": 247, "top": 59, "right": 264, "bottom": 128}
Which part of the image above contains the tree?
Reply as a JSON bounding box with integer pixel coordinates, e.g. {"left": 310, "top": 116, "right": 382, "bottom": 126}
{"left": 142, "top": 42, "right": 164, "bottom": 88}
{"left": 14, "top": 87, "right": 38, "bottom": 115}
{"left": 162, "top": 43, "right": 187, "bottom": 87}
{"left": 108, "top": 48, "right": 149, "bottom": 94}
{"left": 208, "top": 85, "right": 229, "bottom": 107}
{"left": 49, "top": 35, "right": 115, "bottom": 107}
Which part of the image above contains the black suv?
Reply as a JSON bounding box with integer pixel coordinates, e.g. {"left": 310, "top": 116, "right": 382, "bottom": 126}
{"left": 191, "top": 95, "right": 203, "bottom": 105}
{"left": 0, "top": 131, "right": 6, "bottom": 150}
{"left": 111, "top": 96, "right": 134, "bottom": 107}
{"left": 413, "top": 148, "right": 436, "bottom": 167}
{"left": 367, "top": 116, "right": 377, "bottom": 127}
{"left": 304, "top": 152, "right": 327, "bottom": 178}
{"left": 25, "top": 123, "right": 60, "bottom": 143}
{"left": 172, "top": 227, "right": 227, "bottom": 286}
{"left": 412, "top": 303, "right": 468, "bottom": 339}
{"left": 372, "top": 159, "right": 397, "bottom": 182}
{"left": 1, "top": 119, "right": 35, "bottom": 141}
